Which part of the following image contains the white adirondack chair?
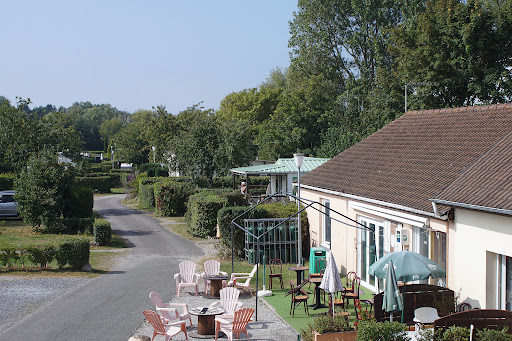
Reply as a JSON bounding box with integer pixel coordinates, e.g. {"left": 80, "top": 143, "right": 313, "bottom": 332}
{"left": 228, "top": 264, "right": 258, "bottom": 296}
{"left": 149, "top": 291, "right": 193, "bottom": 327}
{"left": 174, "top": 260, "right": 200, "bottom": 297}
{"left": 215, "top": 307, "right": 254, "bottom": 341}
{"left": 202, "top": 260, "right": 228, "bottom": 293}
{"left": 143, "top": 309, "right": 188, "bottom": 341}
{"left": 209, "top": 287, "right": 243, "bottom": 319}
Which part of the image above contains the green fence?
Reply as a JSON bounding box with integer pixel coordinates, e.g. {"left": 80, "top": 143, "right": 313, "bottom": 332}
{"left": 244, "top": 218, "right": 298, "bottom": 264}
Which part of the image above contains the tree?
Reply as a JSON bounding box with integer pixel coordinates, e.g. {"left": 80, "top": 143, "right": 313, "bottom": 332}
{"left": 0, "top": 99, "right": 82, "bottom": 171}
{"left": 389, "top": 0, "right": 512, "bottom": 108}
{"left": 15, "top": 149, "right": 76, "bottom": 232}
{"left": 114, "top": 110, "right": 155, "bottom": 165}
{"left": 168, "top": 105, "right": 220, "bottom": 179}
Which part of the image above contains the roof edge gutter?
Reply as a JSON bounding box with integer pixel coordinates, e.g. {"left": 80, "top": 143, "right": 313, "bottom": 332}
{"left": 301, "top": 184, "right": 447, "bottom": 220}
{"left": 430, "top": 199, "right": 512, "bottom": 216}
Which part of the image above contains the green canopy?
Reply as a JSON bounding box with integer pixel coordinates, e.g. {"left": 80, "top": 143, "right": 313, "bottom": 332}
{"left": 369, "top": 250, "right": 446, "bottom": 283}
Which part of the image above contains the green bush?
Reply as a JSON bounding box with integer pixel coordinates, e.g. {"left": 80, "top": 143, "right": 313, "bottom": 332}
{"left": 0, "top": 247, "right": 19, "bottom": 266}
{"left": 61, "top": 217, "right": 95, "bottom": 234}
{"left": 300, "top": 314, "right": 351, "bottom": 341}
{"left": 186, "top": 191, "right": 228, "bottom": 238}
{"left": 155, "top": 179, "right": 196, "bottom": 216}
{"left": 211, "top": 176, "right": 233, "bottom": 189}
{"left": 86, "top": 163, "right": 113, "bottom": 173}
{"left": 476, "top": 328, "right": 512, "bottom": 341}
{"left": 76, "top": 175, "right": 119, "bottom": 193}
{"left": 357, "top": 321, "right": 408, "bottom": 341}
{"left": 138, "top": 163, "right": 169, "bottom": 177}
{"left": 217, "top": 205, "right": 269, "bottom": 258}
{"left": 55, "top": 239, "right": 90, "bottom": 270}
{"left": 25, "top": 245, "right": 55, "bottom": 267}
{"left": 0, "top": 173, "right": 15, "bottom": 190}
{"left": 139, "top": 184, "right": 155, "bottom": 208}
{"left": 94, "top": 219, "right": 112, "bottom": 246}
{"left": 64, "top": 186, "right": 94, "bottom": 218}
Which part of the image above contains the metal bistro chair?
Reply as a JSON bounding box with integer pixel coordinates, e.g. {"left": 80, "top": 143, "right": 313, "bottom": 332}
{"left": 344, "top": 271, "right": 357, "bottom": 293}
{"left": 268, "top": 258, "right": 284, "bottom": 289}
{"left": 343, "top": 276, "right": 361, "bottom": 312}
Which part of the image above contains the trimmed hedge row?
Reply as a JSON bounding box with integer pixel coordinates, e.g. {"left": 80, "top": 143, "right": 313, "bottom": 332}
{"left": 94, "top": 219, "right": 112, "bottom": 245}
{"left": 76, "top": 175, "right": 120, "bottom": 193}
{"left": 186, "top": 191, "right": 229, "bottom": 238}
{"left": 155, "top": 179, "right": 196, "bottom": 217}
{"left": 0, "top": 239, "right": 90, "bottom": 270}
{"left": 139, "top": 184, "right": 155, "bottom": 208}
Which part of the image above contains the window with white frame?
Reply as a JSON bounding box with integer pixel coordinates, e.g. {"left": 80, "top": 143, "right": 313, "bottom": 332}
{"left": 497, "top": 254, "right": 512, "bottom": 311}
{"left": 322, "top": 199, "right": 331, "bottom": 247}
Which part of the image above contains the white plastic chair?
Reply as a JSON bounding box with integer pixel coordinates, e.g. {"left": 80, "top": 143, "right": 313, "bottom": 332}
{"left": 215, "top": 307, "right": 254, "bottom": 341}
{"left": 143, "top": 309, "right": 188, "bottom": 341}
{"left": 202, "top": 260, "right": 228, "bottom": 293}
{"left": 174, "top": 260, "right": 200, "bottom": 297}
{"left": 149, "top": 291, "right": 193, "bottom": 327}
{"left": 413, "top": 307, "right": 440, "bottom": 330}
{"left": 228, "top": 265, "right": 258, "bottom": 296}
{"left": 209, "top": 287, "right": 243, "bottom": 319}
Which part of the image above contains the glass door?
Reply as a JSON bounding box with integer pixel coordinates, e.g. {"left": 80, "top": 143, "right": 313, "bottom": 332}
{"left": 358, "top": 217, "right": 385, "bottom": 291}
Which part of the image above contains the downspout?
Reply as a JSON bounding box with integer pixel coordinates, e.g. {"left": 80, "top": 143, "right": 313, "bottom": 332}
{"left": 432, "top": 202, "right": 439, "bottom": 217}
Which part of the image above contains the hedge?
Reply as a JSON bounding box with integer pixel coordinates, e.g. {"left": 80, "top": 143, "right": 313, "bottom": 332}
{"left": 155, "top": 179, "right": 196, "bottom": 216}
{"left": 139, "top": 184, "right": 155, "bottom": 208}
{"left": 64, "top": 186, "right": 94, "bottom": 219}
{"left": 0, "top": 241, "right": 89, "bottom": 270}
{"left": 0, "top": 173, "right": 15, "bottom": 190}
{"left": 217, "top": 201, "right": 310, "bottom": 259}
{"left": 138, "top": 163, "right": 168, "bottom": 177}
{"left": 86, "top": 163, "right": 113, "bottom": 173}
{"left": 76, "top": 175, "right": 119, "bottom": 193}
{"left": 94, "top": 219, "right": 112, "bottom": 246}
{"left": 186, "top": 191, "right": 228, "bottom": 238}
{"left": 217, "top": 205, "right": 269, "bottom": 258}
{"left": 55, "top": 239, "right": 90, "bottom": 270}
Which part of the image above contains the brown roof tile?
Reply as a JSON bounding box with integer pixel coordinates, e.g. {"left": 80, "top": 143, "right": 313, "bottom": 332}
{"left": 302, "top": 104, "right": 512, "bottom": 215}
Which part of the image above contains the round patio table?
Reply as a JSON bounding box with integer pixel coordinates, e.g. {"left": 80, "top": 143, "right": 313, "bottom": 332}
{"left": 288, "top": 265, "right": 309, "bottom": 285}
{"left": 309, "top": 276, "right": 328, "bottom": 310}
{"left": 205, "top": 274, "right": 229, "bottom": 298}
{"left": 189, "top": 306, "right": 225, "bottom": 338}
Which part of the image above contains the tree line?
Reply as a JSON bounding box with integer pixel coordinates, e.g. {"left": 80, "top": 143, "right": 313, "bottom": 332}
{"left": 1, "top": 0, "right": 511, "bottom": 178}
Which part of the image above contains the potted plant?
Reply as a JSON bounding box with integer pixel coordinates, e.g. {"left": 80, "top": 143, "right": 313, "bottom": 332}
{"left": 300, "top": 314, "right": 357, "bottom": 341}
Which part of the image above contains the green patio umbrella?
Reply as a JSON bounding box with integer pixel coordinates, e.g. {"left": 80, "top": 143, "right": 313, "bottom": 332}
{"left": 382, "top": 260, "right": 403, "bottom": 321}
{"left": 369, "top": 250, "right": 446, "bottom": 282}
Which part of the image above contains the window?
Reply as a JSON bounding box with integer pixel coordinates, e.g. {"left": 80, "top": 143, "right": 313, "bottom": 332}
{"left": 322, "top": 199, "right": 331, "bottom": 246}
{"left": 497, "top": 255, "right": 512, "bottom": 311}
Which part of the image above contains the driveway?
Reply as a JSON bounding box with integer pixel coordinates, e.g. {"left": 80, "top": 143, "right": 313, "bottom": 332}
{"left": 0, "top": 194, "right": 203, "bottom": 341}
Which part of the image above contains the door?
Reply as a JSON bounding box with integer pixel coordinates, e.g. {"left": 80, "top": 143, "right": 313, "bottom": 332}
{"left": 358, "top": 217, "right": 386, "bottom": 291}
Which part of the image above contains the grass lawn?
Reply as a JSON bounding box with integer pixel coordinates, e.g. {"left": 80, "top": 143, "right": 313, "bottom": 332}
{"left": 0, "top": 218, "right": 130, "bottom": 277}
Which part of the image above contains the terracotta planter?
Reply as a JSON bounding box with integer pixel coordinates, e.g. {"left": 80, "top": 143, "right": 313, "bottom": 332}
{"left": 313, "top": 330, "right": 358, "bottom": 341}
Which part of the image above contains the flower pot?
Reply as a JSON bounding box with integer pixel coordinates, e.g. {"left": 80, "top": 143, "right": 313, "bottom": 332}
{"left": 313, "top": 330, "right": 358, "bottom": 341}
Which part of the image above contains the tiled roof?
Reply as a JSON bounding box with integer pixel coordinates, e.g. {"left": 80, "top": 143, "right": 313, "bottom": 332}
{"left": 301, "top": 104, "right": 512, "bottom": 216}
{"left": 432, "top": 130, "right": 512, "bottom": 213}
{"left": 231, "top": 157, "right": 329, "bottom": 175}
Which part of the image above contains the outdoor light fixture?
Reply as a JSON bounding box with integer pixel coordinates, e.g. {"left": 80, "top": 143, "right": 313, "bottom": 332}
{"left": 294, "top": 153, "right": 305, "bottom": 266}
{"left": 152, "top": 146, "right": 156, "bottom": 164}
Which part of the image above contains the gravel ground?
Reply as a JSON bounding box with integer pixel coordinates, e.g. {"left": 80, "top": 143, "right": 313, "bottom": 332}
{"left": 0, "top": 276, "right": 91, "bottom": 333}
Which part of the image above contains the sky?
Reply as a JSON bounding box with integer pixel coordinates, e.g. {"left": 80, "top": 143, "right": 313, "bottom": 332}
{"left": 1, "top": 1, "right": 298, "bottom": 114}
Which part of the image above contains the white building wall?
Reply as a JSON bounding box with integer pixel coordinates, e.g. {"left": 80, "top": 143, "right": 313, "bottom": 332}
{"left": 453, "top": 208, "right": 512, "bottom": 309}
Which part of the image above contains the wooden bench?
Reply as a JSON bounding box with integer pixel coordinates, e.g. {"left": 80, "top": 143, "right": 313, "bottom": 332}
{"left": 434, "top": 309, "right": 512, "bottom": 334}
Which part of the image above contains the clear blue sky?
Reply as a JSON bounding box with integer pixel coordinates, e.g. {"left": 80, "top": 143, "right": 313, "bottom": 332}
{"left": 1, "top": 1, "right": 297, "bottom": 114}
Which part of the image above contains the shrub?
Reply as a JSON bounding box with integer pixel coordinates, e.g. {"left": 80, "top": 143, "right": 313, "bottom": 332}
{"left": 211, "top": 176, "right": 233, "bottom": 189}
{"left": 55, "top": 239, "right": 90, "bottom": 270}
{"left": 0, "top": 247, "right": 19, "bottom": 266}
{"left": 94, "top": 219, "right": 112, "bottom": 246}
{"left": 217, "top": 205, "right": 269, "bottom": 258}
{"left": 61, "top": 217, "right": 95, "bottom": 234}
{"left": 300, "top": 314, "right": 351, "bottom": 341}
{"left": 26, "top": 245, "right": 55, "bottom": 267}
{"left": 154, "top": 179, "right": 196, "bottom": 216}
{"left": 0, "top": 173, "right": 15, "bottom": 190}
{"left": 186, "top": 191, "right": 228, "bottom": 237}
{"left": 64, "top": 186, "right": 94, "bottom": 218}
{"left": 476, "top": 328, "right": 512, "bottom": 341}
{"left": 76, "top": 175, "right": 119, "bottom": 193}
{"left": 138, "top": 163, "right": 169, "bottom": 177}
{"left": 440, "top": 326, "right": 470, "bottom": 341}
{"left": 357, "top": 321, "right": 409, "bottom": 341}
{"left": 139, "top": 184, "right": 155, "bottom": 208}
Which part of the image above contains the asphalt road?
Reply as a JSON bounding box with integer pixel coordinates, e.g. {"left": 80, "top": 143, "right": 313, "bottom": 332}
{"left": 0, "top": 194, "right": 203, "bottom": 341}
